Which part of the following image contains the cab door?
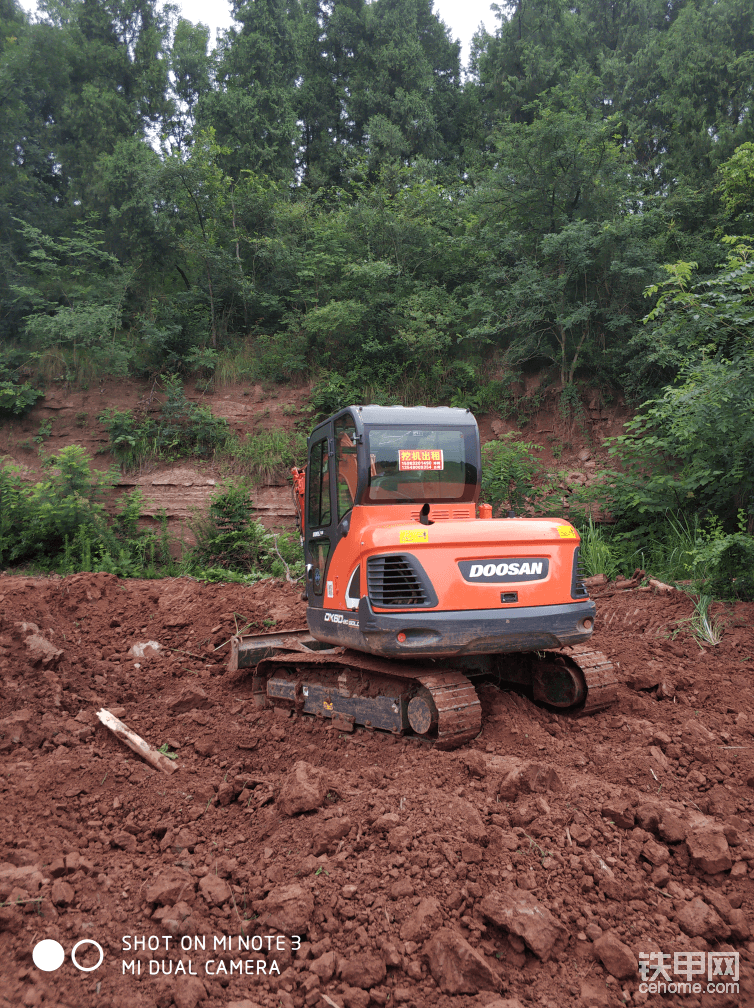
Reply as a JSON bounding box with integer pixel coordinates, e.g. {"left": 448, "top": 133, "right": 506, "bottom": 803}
{"left": 304, "top": 413, "right": 359, "bottom": 607}
{"left": 304, "top": 426, "right": 334, "bottom": 607}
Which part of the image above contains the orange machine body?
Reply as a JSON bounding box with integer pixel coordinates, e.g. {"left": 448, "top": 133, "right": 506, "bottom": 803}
{"left": 323, "top": 506, "right": 578, "bottom": 610}
{"left": 294, "top": 405, "right": 595, "bottom": 660}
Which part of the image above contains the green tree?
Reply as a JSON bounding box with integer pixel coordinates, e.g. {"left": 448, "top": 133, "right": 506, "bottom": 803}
{"left": 166, "top": 17, "right": 214, "bottom": 150}
{"left": 0, "top": 0, "right": 177, "bottom": 348}
{"left": 716, "top": 141, "right": 754, "bottom": 223}
{"left": 470, "top": 0, "right": 594, "bottom": 129}
{"left": 607, "top": 358, "right": 754, "bottom": 531}
{"left": 294, "top": 0, "right": 364, "bottom": 188}
{"left": 10, "top": 219, "right": 134, "bottom": 376}
{"left": 197, "top": 0, "right": 299, "bottom": 182}
{"left": 271, "top": 163, "right": 473, "bottom": 389}
{"left": 466, "top": 108, "right": 650, "bottom": 384}
{"left": 349, "top": 0, "right": 462, "bottom": 173}
{"left": 41, "top": 0, "right": 174, "bottom": 199}
{"left": 623, "top": 234, "right": 754, "bottom": 396}
{"left": 609, "top": 228, "right": 754, "bottom": 532}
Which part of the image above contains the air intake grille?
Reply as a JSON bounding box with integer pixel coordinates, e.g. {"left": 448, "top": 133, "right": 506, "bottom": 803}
{"left": 367, "top": 555, "right": 435, "bottom": 608}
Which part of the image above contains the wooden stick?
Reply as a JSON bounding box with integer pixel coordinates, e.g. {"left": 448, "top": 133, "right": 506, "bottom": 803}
{"left": 96, "top": 708, "right": 177, "bottom": 775}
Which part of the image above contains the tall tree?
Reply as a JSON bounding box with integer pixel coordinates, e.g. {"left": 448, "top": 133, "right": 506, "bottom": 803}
{"left": 49, "top": 0, "right": 174, "bottom": 198}
{"left": 197, "top": 0, "right": 300, "bottom": 182}
{"left": 0, "top": 0, "right": 174, "bottom": 228}
{"left": 165, "top": 17, "right": 214, "bottom": 150}
{"left": 469, "top": 0, "right": 595, "bottom": 130}
{"left": 295, "top": 0, "right": 367, "bottom": 187}
{"left": 350, "top": 0, "right": 462, "bottom": 172}
{"left": 466, "top": 107, "right": 657, "bottom": 384}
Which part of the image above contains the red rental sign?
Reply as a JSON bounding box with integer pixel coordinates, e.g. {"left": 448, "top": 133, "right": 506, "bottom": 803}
{"left": 398, "top": 449, "right": 444, "bottom": 471}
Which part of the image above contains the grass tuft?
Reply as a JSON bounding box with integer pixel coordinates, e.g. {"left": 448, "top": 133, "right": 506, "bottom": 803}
{"left": 672, "top": 593, "right": 726, "bottom": 648}
{"left": 215, "top": 429, "right": 306, "bottom": 484}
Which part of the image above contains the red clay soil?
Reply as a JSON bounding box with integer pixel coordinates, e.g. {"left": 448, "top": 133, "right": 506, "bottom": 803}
{"left": 1, "top": 573, "right": 753, "bottom": 1008}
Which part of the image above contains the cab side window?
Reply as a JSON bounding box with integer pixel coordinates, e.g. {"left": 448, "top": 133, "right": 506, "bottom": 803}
{"left": 335, "top": 416, "right": 358, "bottom": 520}
{"left": 308, "top": 438, "right": 331, "bottom": 528}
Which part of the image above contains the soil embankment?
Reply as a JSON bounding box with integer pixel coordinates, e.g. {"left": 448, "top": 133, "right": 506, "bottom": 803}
{"left": 1, "top": 573, "right": 753, "bottom": 1007}
{"left": 0, "top": 376, "right": 633, "bottom": 546}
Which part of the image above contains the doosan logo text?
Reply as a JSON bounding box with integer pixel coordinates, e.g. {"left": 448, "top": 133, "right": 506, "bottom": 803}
{"left": 458, "top": 557, "right": 549, "bottom": 583}
{"left": 469, "top": 561, "right": 543, "bottom": 578}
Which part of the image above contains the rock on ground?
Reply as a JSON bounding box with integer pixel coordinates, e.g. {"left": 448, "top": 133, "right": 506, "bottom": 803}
{"left": 480, "top": 886, "right": 568, "bottom": 961}
{"left": 686, "top": 826, "right": 733, "bottom": 874}
{"left": 400, "top": 896, "right": 444, "bottom": 942}
{"left": 145, "top": 868, "right": 195, "bottom": 907}
{"left": 257, "top": 883, "right": 314, "bottom": 933}
{"left": 339, "top": 953, "right": 386, "bottom": 989}
{"left": 498, "top": 761, "right": 563, "bottom": 800}
{"left": 172, "top": 977, "right": 207, "bottom": 1008}
{"left": 675, "top": 897, "right": 731, "bottom": 941}
{"left": 277, "top": 760, "right": 327, "bottom": 816}
{"left": 198, "top": 873, "right": 231, "bottom": 906}
{"left": 592, "top": 933, "right": 637, "bottom": 979}
{"left": 424, "top": 928, "right": 501, "bottom": 994}
{"left": 168, "top": 685, "right": 212, "bottom": 713}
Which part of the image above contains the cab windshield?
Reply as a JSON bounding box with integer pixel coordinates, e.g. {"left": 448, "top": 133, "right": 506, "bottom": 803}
{"left": 364, "top": 426, "right": 477, "bottom": 503}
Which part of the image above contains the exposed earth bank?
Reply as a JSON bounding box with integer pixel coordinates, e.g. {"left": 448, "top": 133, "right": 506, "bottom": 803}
{"left": 1, "top": 573, "right": 753, "bottom": 1008}
{"left": 0, "top": 374, "right": 631, "bottom": 543}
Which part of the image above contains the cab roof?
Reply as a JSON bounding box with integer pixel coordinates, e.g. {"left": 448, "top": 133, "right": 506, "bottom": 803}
{"left": 347, "top": 404, "right": 478, "bottom": 428}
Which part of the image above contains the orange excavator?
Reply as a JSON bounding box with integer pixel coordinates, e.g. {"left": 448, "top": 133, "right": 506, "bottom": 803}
{"left": 228, "top": 405, "right": 618, "bottom": 748}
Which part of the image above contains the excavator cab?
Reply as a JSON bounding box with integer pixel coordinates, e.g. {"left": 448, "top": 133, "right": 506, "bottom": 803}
{"left": 298, "top": 405, "right": 482, "bottom": 606}
{"left": 293, "top": 404, "right": 597, "bottom": 658}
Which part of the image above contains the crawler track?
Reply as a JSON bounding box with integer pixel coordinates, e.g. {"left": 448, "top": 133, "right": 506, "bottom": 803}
{"left": 560, "top": 644, "right": 620, "bottom": 715}
{"left": 255, "top": 649, "right": 483, "bottom": 749}
{"left": 230, "top": 632, "right": 616, "bottom": 749}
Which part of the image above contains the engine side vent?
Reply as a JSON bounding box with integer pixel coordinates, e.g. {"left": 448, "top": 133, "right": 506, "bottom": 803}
{"left": 367, "top": 554, "right": 437, "bottom": 608}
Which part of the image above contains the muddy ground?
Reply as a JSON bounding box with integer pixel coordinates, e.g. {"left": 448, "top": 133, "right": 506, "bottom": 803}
{"left": 1, "top": 573, "right": 753, "bottom": 1008}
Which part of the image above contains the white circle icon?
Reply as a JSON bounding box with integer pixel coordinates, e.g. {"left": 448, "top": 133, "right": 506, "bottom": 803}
{"left": 71, "top": 939, "right": 104, "bottom": 972}
{"left": 32, "top": 939, "right": 65, "bottom": 972}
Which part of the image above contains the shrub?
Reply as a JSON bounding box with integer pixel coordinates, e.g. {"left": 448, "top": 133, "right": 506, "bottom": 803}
{"left": 605, "top": 358, "right": 754, "bottom": 530}
{"left": 100, "top": 375, "right": 229, "bottom": 470}
{"left": 480, "top": 434, "right": 545, "bottom": 516}
{"left": 0, "top": 381, "right": 44, "bottom": 415}
{"left": 187, "top": 480, "right": 304, "bottom": 581}
{"left": 578, "top": 518, "right": 621, "bottom": 580}
{"left": 97, "top": 408, "right": 156, "bottom": 470}
{"left": 449, "top": 379, "right": 514, "bottom": 416}
{"left": 217, "top": 429, "right": 307, "bottom": 483}
{"left": 690, "top": 517, "right": 754, "bottom": 600}
{"left": 309, "top": 370, "right": 366, "bottom": 416}
{"left": 0, "top": 447, "right": 170, "bottom": 574}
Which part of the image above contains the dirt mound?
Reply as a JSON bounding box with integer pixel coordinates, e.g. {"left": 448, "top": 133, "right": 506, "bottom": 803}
{"left": 1, "top": 574, "right": 753, "bottom": 1008}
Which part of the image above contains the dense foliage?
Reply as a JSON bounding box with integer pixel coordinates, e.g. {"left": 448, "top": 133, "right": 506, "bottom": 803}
{"left": 0, "top": 445, "right": 169, "bottom": 574}
{"left": 99, "top": 373, "right": 229, "bottom": 469}
{"left": 188, "top": 480, "right": 304, "bottom": 583}
{"left": 0, "top": 445, "right": 303, "bottom": 581}
{"left": 2, "top": 0, "right": 751, "bottom": 390}
{"left": 0, "top": 0, "right": 752, "bottom": 586}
